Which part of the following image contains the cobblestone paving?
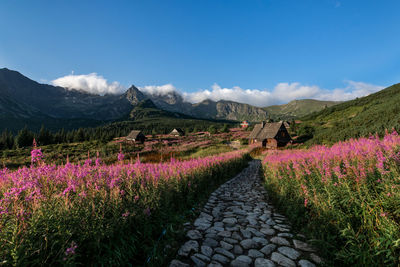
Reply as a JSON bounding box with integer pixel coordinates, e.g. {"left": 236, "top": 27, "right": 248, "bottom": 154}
{"left": 170, "top": 160, "right": 322, "bottom": 267}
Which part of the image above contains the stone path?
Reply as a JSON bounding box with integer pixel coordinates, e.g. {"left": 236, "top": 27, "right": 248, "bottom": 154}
{"left": 170, "top": 160, "right": 322, "bottom": 267}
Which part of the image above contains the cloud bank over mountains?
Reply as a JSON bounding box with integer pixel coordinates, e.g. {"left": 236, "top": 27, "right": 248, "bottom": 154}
{"left": 52, "top": 73, "right": 384, "bottom": 106}
{"left": 52, "top": 73, "right": 125, "bottom": 95}
{"left": 141, "top": 81, "right": 383, "bottom": 107}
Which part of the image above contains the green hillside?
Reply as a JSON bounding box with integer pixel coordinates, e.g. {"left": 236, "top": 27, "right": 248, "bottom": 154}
{"left": 299, "top": 83, "right": 400, "bottom": 144}
{"left": 264, "top": 99, "right": 340, "bottom": 120}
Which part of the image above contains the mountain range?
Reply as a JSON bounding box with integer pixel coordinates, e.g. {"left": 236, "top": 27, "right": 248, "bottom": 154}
{"left": 0, "top": 68, "right": 339, "bottom": 131}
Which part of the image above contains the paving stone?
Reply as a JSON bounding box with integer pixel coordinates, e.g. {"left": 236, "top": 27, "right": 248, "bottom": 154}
{"left": 187, "top": 230, "right": 202, "bottom": 240}
{"left": 222, "top": 217, "right": 237, "bottom": 226}
{"left": 230, "top": 259, "right": 250, "bottom": 267}
{"left": 233, "top": 244, "right": 243, "bottom": 255}
{"left": 178, "top": 240, "right": 199, "bottom": 256}
{"left": 220, "top": 240, "right": 234, "bottom": 250}
{"left": 273, "top": 225, "right": 290, "bottom": 232}
{"left": 248, "top": 228, "right": 264, "bottom": 237}
{"left": 277, "top": 246, "right": 301, "bottom": 260}
{"left": 266, "top": 219, "right": 276, "bottom": 226}
{"left": 212, "top": 254, "right": 230, "bottom": 264}
{"left": 203, "top": 238, "right": 218, "bottom": 248}
{"left": 260, "top": 228, "right": 276, "bottom": 235}
{"left": 260, "top": 244, "right": 276, "bottom": 255}
{"left": 234, "top": 255, "right": 252, "bottom": 265}
{"left": 201, "top": 245, "right": 213, "bottom": 258}
{"left": 205, "top": 233, "right": 217, "bottom": 239}
{"left": 213, "top": 221, "right": 223, "bottom": 227}
{"left": 208, "top": 261, "right": 223, "bottom": 267}
{"left": 217, "top": 231, "right": 232, "bottom": 238}
{"left": 240, "top": 229, "right": 252, "bottom": 239}
{"left": 298, "top": 259, "right": 316, "bottom": 267}
{"left": 231, "top": 232, "right": 242, "bottom": 240}
{"left": 240, "top": 239, "right": 258, "bottom": 249}
{"left": 270, "top": 236, "right": 290, "bottom": 246}
{"left": 253, "top": 237, "right": 269, "bottom": 246}
{"left": 254, "top": 258, "right": 276, "bottom": 267}
{"left": 191, "top": 255, "right": 206, "bottom": 266}
{"left": 271, "top": 252, "right": 296, "bottom": 267}
{"left": 248, "top": 249, "right": 264, "bottom": 258}
{"left": 200, "top": 212, "right": 214, "bottom": 221}
{"left": 223, "top": 237, "right": 239, "bottom": 244}
{"left": 215, "top": 247, "right": 235, "bottom": 259}
{"left": 278, "top": 233, "right": 293, "bottom": 238}
{"left": 260, "top": 214, "right": 269, "bottom": 221}
{"left": 170, "top": 260, "right": 190, "bottom": 267}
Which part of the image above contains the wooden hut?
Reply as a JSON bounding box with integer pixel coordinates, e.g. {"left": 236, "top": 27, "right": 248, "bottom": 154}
{"left": 169, "top": 128, "right": 185, "bottom": 137}
{"left": 248, "top": 122, "right": 291, "bottom": 148}
{"left": 126, "top": 130, "right": 146, "bottom": 143}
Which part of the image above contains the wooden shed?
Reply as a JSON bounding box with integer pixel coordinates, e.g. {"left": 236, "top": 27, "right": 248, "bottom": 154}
{"left": 126, "top": 130, "right": 146, "bottom": 143}
{"left": 169, "top": 128, "right": 185, "bottom": 137}
{"left": 249, "top": 122, "right": 291, "bottom": 148}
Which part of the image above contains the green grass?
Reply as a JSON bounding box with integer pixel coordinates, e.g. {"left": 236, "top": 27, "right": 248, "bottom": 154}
{"left": 299, "top": 83, "right": 400, "bottom": 145}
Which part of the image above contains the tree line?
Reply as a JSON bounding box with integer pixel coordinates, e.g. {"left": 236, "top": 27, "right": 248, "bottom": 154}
{"left": 0, "top": 121, "right": 234, "bottom": 150}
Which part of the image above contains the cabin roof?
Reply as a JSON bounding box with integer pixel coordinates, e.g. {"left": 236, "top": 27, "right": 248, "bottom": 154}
{"left": 257, "top": 122, "right": 284, "bottom": 139}
{"left": 249, "top": 122, "right": 288, "bottom": 140}
{"left": 127, "top": 130, "right": 143, "bottom": 139}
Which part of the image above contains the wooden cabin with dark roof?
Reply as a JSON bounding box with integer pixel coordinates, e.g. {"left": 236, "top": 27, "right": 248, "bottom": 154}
{"left": 249, "top": 121, "right": 291, "bottom": 148}
{"left": 126, "top": 130, "right": 146, "bottom": 143}
{"left": 170, "top": 128, "right": 185, "bottom": 137}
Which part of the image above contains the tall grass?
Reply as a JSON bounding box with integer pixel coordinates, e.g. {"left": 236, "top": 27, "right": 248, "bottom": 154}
{"left": 0, "top": 149, "right": 250, "bottom": 266}
{"left": 262, "top": 131, "right": 400, "bottom": 266}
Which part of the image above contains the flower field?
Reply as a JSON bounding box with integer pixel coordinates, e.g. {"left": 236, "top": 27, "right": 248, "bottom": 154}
{"left": 0, "top": 148, "right": 250, "bottom": 265}
{"left": 262, "top": 131, "right": 400, "bottom": 266}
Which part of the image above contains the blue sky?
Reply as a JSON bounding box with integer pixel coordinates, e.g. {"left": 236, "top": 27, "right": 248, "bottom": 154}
{"left": 0, "top": 0, "right": 399, "bottom": 106}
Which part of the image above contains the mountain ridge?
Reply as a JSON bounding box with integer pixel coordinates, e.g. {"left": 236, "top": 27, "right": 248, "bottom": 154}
{"left": 0, "top": 68, "right": 347, "bottom": 132}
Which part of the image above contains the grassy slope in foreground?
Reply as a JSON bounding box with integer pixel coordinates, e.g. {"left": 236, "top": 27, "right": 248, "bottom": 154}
{"left": 301, "top": 83, "right": 400, "bottom": 145}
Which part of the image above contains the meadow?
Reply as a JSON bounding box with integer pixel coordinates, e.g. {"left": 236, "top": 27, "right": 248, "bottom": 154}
{"left": 0, "top": 143, "right": 250, "bottom": 266}
{"left": 262, "top": 130, "right": 400, "bottom": 266}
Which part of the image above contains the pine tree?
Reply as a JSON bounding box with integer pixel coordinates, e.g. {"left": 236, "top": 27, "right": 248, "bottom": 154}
{"left": 16, "top": 126, "right": 34, "bottom": 148}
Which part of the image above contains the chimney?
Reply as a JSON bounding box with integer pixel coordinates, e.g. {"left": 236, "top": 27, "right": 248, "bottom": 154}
{"left": 261, "top": 121, "right": 264, "bottom": 128}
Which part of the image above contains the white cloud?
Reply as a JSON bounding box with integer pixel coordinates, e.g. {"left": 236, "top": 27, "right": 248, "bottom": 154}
{"left": 52, "top": 73, "right": 125, "bottom": 95}
{"left": 51, "top": 72, "right": 384, "bottom": 106}
{"left": 181, "top": 81, "right": 384, "bottom": 107}
{"left": 139, "top": 84, "right": 178, "bottom": 96}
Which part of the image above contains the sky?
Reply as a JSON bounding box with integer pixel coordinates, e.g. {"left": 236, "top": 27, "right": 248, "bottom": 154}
{"left": 0, "top": 0, "right": 399, "bottom": 106}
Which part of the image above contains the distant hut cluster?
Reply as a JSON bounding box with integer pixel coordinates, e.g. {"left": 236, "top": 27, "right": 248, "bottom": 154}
{"left": 248, "top": 121, "right": 291, "bottom": 148}
{"left": 125, "top": 128, "right": 186, "bottom": 144}
{"left": 240, "top": 120, "right": 250, "bottom": 128}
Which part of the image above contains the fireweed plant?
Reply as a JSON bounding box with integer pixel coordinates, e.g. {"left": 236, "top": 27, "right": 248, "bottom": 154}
{"left": 262, "top": 130, "right": 400, "bottom": 266}
{"left": 0, "top": 145, "right": 250, "bottom": 266}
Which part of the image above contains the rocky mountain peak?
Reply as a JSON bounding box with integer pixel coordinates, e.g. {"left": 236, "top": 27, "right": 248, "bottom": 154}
{"left": 124, "top": 85, "right": 148, "bottom": 105}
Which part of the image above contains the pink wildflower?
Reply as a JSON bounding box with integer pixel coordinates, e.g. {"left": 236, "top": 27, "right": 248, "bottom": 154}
{"left": 118, "top": 144, "right": 125, "bottom": 162}
{"left": 65, "top": 241, "right": 78, "bottom": 256}
{"left": 31, "top": 139, "right": 43, "bottom": 164}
